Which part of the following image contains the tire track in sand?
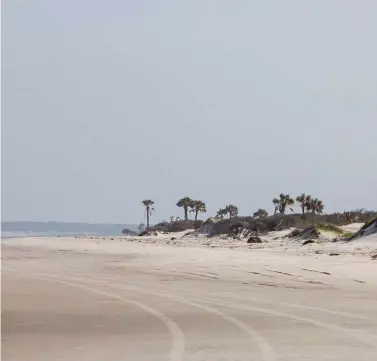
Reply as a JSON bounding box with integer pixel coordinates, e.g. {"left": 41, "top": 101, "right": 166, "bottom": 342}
{"left": 166, "top": 284, "right": 374, "bottom": 324}
{"left": 70, "top": 270, "right": 375, "bottom": 324}
{"left": 189, "top": 296, "right": 377, "bottom": 348}
{"left": 61, "top": 271, "right": 377, "bottom": 349}
{"left": 4, "top": 270, "right": 186, "bottom": 361}
{"left": 7, "top": 269, "right": 277, "bottom": 361}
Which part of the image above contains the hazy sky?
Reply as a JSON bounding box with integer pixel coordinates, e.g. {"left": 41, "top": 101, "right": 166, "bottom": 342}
{"left": 2, "top": 1, "right": 377, "bottom": 223}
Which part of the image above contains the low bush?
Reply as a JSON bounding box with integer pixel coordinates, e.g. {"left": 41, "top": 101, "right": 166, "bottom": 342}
{"left": 201, "top": 211, "right": 377, "bottom": 238}
{"left": 204, "top": 214, "right": 298, "bottom": 236}
{"left": 314, "top": 223, "right": 345, "bottom": 235}
{"left": 121, "top": 228, "right": 137, "bottom": 236}
{"left": 148, "top": 220, "right": 203, "bottom": 233}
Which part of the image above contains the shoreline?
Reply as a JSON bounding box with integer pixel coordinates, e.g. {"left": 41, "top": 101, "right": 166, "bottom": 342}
{"left": 3, "top": 229, "right": 376, "bottom": 258}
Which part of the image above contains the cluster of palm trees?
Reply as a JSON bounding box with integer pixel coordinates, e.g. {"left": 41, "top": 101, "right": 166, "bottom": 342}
{"left": 141, "top": 193, "right": 325, "bottom": 229}
{"left": 246, "top": 194, "right": 325, "bottom": 220}
{"left": 294, "top": 193, "right": 324, "bottom": 215}
{"left": 269, "top": 193, "right": 324, "bottom": 215}
{"left": 176, "top": 197, "right": 207, "bottom": 221}
{"left": 142, "top": 197, "right": 208, "bottom": 229}
{"left": 216, "top": 205, "right": 239, "bottom": 219}
{"left": 253, "top": 209, "right": 268, "bottom": 218}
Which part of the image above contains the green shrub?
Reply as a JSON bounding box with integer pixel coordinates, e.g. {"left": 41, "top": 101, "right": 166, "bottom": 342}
{"left": 314, "top": 223, "right": 345, "bottom": 234}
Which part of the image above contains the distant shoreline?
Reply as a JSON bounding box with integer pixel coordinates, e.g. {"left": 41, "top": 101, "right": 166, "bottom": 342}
{"left": 1, "top": 231, "right": 117, "bottom": 240}
{"left": 1, "top": 221, "right": 138, "bottom": 239}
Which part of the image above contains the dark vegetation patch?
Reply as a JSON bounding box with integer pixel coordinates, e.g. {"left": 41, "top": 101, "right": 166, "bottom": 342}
{"left": 121, "top": 228, "right": 137, "bottom": 236}
{"left": 247, "top": 235, "right": 263, "bottom": 243}
{"left": 204, "top": 214, "right": 297, "bottom": 236}
{"left": 144, "top": 220, "right": 203, "bottom": 234}
{"left": 202, "top": 211, "right": 377, "bottom": 238}
{"left": 137, "top": 211, "right": 377, "bottom": 239}
{"left": 286, "top": 227, "right": 320, "bottom": 239}
{"left": 302, "top": 239, "right": 315, "bottom": 245}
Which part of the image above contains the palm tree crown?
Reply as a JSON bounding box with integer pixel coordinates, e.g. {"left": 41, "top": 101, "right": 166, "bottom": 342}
{"left": 306, "top": 198, "right": 324, "bottom": 215}
{"left": 225, "top": 204, "right": 239, "bottom": 218}
{"left": 216, "top": 208, "right": 227, "bottom": 219}
{"left": 296, "top": 193, "right": 312, "bottom": 215}
{"left": 176, "top": 197, "right": 194, "bottom": 220}
{"left": 190, "top": 200, "right": 207, "bottom": 221}
{"left": 253, "top": 208, "right": 268, "bottom": 218}
{"left": 273, "top": 193, "right": 295, "bottom": 215}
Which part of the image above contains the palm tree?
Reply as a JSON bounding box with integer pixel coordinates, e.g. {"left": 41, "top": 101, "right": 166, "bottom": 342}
{"left": 306, "top": 198, "right": 324, "bottom": 215}
{"left": 272, "top": 193, "right": 295, "bottom": 215}
{"left": 296, "top": 193, "right": 312, "bottom": 215}
{"left": 142, "top": 199, "right": 155, "bottom": 229}
{"left": 176, "top": 197, "right": 194, "bottom": 220}
{"left": 225, "top": 204, "right": 239, "bottom": 218}
{"left": 216, "top": 208, "right": 227, "bottom": 219}
{"left": 190, "top": 200, "right": 207, "bottom": 221}
{"left": 253, "top": 208, "right": 268, "bottom": 218}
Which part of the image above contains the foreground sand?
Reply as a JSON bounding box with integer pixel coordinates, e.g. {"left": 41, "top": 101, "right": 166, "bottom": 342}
{"left": 2, "top": 236, "right": 377, "bottom": 361}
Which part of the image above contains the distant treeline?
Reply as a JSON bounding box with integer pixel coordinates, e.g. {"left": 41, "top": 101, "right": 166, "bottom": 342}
{"left": 1, "top": 221, "right": 138, "bottom": 236}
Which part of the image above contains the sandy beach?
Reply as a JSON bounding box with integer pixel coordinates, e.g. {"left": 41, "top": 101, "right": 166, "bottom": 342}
{"left": 2, "top": 235, "right": 377, "bottom": 361}
{"left": 4, "top": 0, "right": 377, "bottom": 359}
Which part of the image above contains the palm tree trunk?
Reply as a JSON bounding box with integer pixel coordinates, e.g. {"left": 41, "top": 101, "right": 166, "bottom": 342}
{"left": 195, "top": 210, "right": 198, "bottom": 221}
{"left": 184, "top": 206, "right": 188, "bottom": 220}
{"left": 301, "top": 205, "right": 305, "bottom": 215}
{"left": 146, "top": 206, "right": 150, "bottom": 229}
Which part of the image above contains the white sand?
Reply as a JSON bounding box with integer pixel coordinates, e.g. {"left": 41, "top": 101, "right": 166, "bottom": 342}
{"left": 2, "top": 235, "right": 377, "bottom": 361}
{"left": 340, "top": 222, "right": 364, "bottom": 233}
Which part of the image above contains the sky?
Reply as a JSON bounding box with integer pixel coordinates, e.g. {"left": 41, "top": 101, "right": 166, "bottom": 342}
{"left": 2, "top": 0, "right": 377, "bottom": 224}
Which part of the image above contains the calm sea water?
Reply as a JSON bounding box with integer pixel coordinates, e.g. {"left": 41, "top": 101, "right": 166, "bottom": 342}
{"left": 1, "top": 231, "right": 102, "bottom": 240}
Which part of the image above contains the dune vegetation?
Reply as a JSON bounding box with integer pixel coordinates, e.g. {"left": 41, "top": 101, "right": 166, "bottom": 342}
{"left": 136, "top": 194, "right": 376, "bottom": 237}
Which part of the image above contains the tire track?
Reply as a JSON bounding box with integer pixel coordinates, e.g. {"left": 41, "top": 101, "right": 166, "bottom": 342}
{"left": 190, "top": 297, "right": 377, "bottom": 348}
{"left": 4, "top": 270, "right": 186, "bottom": 361}
{"left": 57, "top": 271, "right": 377, "bottom": 348}
{"left": 6, "top": 269, "right": 277, "bottom": 361}
{"left": 173, "top": 285, "right": 374, "bottom": 324}
{"left": 70, "top": 270, "right": 375, "bottom": 324}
